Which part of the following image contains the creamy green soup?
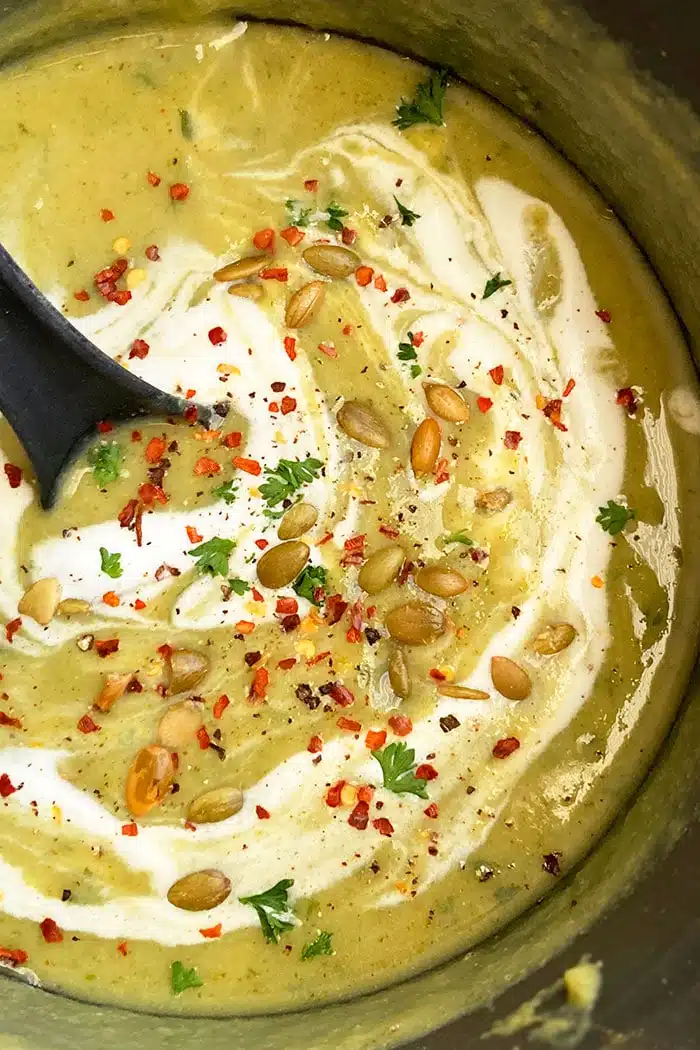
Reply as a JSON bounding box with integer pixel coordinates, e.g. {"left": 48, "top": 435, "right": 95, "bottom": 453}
{"left": 0, "top": 18, "right": 698, "bottom": 1017}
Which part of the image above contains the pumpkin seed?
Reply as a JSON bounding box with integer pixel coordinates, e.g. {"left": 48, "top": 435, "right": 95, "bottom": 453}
{"left": 415, "top": 564, "right": 469, "bottom": 597}
{"left": 423, "top": 383, "right": 470, "bottom": 423}
{"left": 167, "top": 869, "right": 232, "bottom": 912}
{"left": 437, "top": 683, "right": 490, "bottom": 700}
{"left": 94, "top": 672, "right": 135, "bottom": 713}
{"left": 285, "top": 280, "right": 325, "bottom": 328}
{"left": 17, "top": 578, "right": 61, "bottom": 626}
{"left": 358, "top": 546, "right": 405, "bottom": 594}
{"left": 475, "top": 487, "right": 513, "bottom": 513}
{"left": 187, "top": 785, "right": 244, "bottom": 824}
{"left": 277, "top": 502, "right": 318, "bottom": 540}
{"left": 385, "top": 601, "right": 447, "bottom": 646}
{"left": 490, "top": 656, "right": 532, "bottom": 701}
{"left": 125, "top": 745, "right": 175, "bottom": 817}
{"left": 387, "top": 647, "right": 411, "bottom": 698}
{"left": 302, "top": 243, "right": 360, "bottom": 278}
{"left": 57, "top": 598, "right": 91, "bottom": 617}
{"left": 156, "top": 700, "right": 203, "bottom": 749}
{"left": 228, "top": 281, "right": 264, "bottom": 301}
{"left": 168, "top": 649, "right": 210, "bottom": 694}
{"left": 214, "top": 256, "right": 269, "bottom": 282}
{"left": 531, "top": 623, "right": 577, "bottom": 655}
{"left": 336, "top": 401, "right": 391, "bottom": 448}
{"left": 411, "top": 418, "right": 441, "bottom": 475}
{"left": 257, "top": 541, "right": 310, "bottom": 589}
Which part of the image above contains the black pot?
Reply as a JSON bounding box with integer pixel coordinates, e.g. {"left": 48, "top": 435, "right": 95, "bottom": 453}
{"left": 0, "top": 2, "right": 698, "bottom": 1047}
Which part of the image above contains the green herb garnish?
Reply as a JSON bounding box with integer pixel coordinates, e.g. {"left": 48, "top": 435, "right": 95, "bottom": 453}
{"left": 178, "top": 108, "right": 194, "bottom": 140}
{"left": 228, "top": 577, "right": 250, "bottom": 596}
{"left": 482, "top": 273, "right": 512, "bottom": 299}
{"left": 212, "top": 479, "right": 238, "bottom": 505}
{"left": 259, "top": 457, "right": 324, "bottom": 509}
{"left": 292, "top": 564, "right": 327, "bottom": 605}
{"left": 170, "top": 961, "right": 203, "bottom": 995}
{"left": 285, "top": 199, "right": 313, "bottom": 228}
{"left": 443, "top": 530, "right": 473, "bottom": 546}
{"left": 372, "top": 741, "right": 428, "bottom": 798}
{"left": 393, "top": 69, "right": 449, "bottom": 130}
{"left": 88, "top": 442, "right": 122, "bottom": 486}
{"left": 394, "top": 196, "right": 421, "bottom": 227}
{"left": 187, "top": 537, "right": 235, "bottom": 576}
{"left": 596, "top": 500, "right": 636, "bottom": 536}
{"left": 397, "top": 334, "right": 422, "bottom": 378}
{"left": 99, "top": 547, "right": 123, "bottom": 579}
{"left": 301, "top": 931, "right": 334, "bottom": 961}
{"left": 324, "top": 200, "right": 348, "bottom": 232}
{"left": 239, "top": 879, "right": 296, "bottom": 943}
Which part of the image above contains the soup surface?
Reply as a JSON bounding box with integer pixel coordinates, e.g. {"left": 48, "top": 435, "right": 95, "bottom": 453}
{"left": 0, "top": 20, "right": 698, "bottom": 1015}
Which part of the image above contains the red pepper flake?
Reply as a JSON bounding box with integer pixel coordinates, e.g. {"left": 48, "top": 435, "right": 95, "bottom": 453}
{"left": 616, "top": 387, "right": 639, "bottom": 415}
{"left": 283, "top": 335, "right": 297, "bottom": 361}
{"left": 327, "top": 683, "right": 355, "bottom": 707}
{"left": 183, "top": 404, "right": 198, "bottom": 424}
{"left": 341, "top": 227, "right": 357, "bottom": 245}
{"left": 280, "top": 396, "right": 297, "bottom": 415}
{"left": 261, "top": 267, "right": 288, "bottom": 282}
{"left": 4, "top": 618, "right": 21, "bottom": 644}
{"left": 249, "top": 666, "right": 269, "bottom": 701}
{"left": 208, "top": 326, "right": 227, "bottom": 346}
{"left": 183, "top": 820, "right": 197, "bottom": 832}
{"left": 0, "top": 947, "right": 28, "bottom": 965}
{"left": 199, "top": 924, "right": 222, "bottom": 939}
{"left": 145, "top": 435, "right": 166, "bottom": 464}
{"left": 194, "top": 456, "right": 222, "bottom": 477}
{"left": 411, "top": 331, "right": 425, "bottom": 347}
{"left": 488, "top": 364, "right": 504, "bottom": 386}
{"left": 416, "top": 763, "right": 438, "bottom": 781}
{"left": 133, "top": 599, "right": 146, "bottom": 611}
{"left": 233, "top": 456, "right": 262, "bottom": 476}
{"left": 355, "top": 266, "right": 374, "bottom": 287}
{"left": 39, "top": 919, "right": 63, "bottom": 944}
{"left": 0, "top": 774, "right": 18, "bottom": 797}
{"left": 138, "top": 482, "right": 168, "bottom": 505}
{"left": 169, "top": 182, "right": 190, "bottom": 201}
{"left": 73, "top": 289, "right": 90, "bottom": 302}
{"left": 318, "top": 342, "right": 338, "bottom": 359}
{"left": 304, "top": 179, "right": 319, "bottom": 192}
{"left": 256, "top": 805, "right": 271, "bottom": 820}
{"left": 504, "top": 430, "right": 522, "bottom": 450}
{"left": 373, "top": 817, "right": 394, "bottom": 837}
{"left": 4, "top": 464, "right": 22, "bottom": 489}
{"left": 108, "top": 289, "right": 132, "bottom": 306}
{"left": 147, "top": 170, "right": 161, "bottom": 186}
{"left": 157, "top": 643, "right": 172, "bottom": 659}
{"left": 357, "top": 785, "right": 374, "bottom": 804}
{"left": 477, "top": 397, "right": 493, "bottom": 414}
{"left": 117, "top": 941, "right": 129, "bottom": 956}
{"left": 280, "top": 225, "right": 305, "bottom": 246}
{"left": 388, "top": 714, "right": 412, "bottom": 737}
{"left": 398, "top": 560, "right": 414, "bottom": 586}
{"left": 325, "top": 781, "right": 344, "bottom": 807}
{"left": 196, "top": 726, "right": 210, "bottom": 750}
{"left": 77, "top": 713, "right": 100, "bottom": 733}
{"left": 595, "top": 308, "right": 612, "bottom": 323}
{"left": 276, "top": 597, "right": 298, "bottom": 616}
{"left": 222, "top": 431, "right": 242, "bottom": 449}
{"left": 429, "top": 668, "right": 446, "bottom": 681}
{"left": 337, "top": 716, "right": 362, "bottom": 733}
{"left": 365, "top": 729, "right": 386, "bottom": 750}
{"left": 97, "top": 421, "right": 114, "bottom": 434}
{"left": 340, "top": 535, "right": 366, "bottom": 567}
{"left": 118, "top": 499, "right": 138, "bottom": 528}
{"left": 100, "top": 208, "right": 115, "bottom": 222}
{"left": 307, "top": 735, "right": 323, "bottom": 754}
{"left": 324, "top": 594, "right": 347, "bottom": 626}
{"left": 131, "top": 431, "right": 142, "bottom": 442}
{"left": 145, "top": 244, "right": 160, "bottom": 262}
{"left": 235, "top": 620, "right": 255, "bottom": 634}
{"left": 121, "top": 822, "right": 138, "bottom": 837}
{"left": 348, "top": 801, "right": 369, "bottom": 830}
{"left": 278, "top": 657, "right": 297, "bottom": 670}
{"left": 542, "top": 398, "right": 568, "bottom": 432}
{"left": 268, "top": 402, "right": 279, "bottom": 414}
{"left": 102, "top": 591, "right": 120, "bottom": 608}
{"left": 0, "top": 712, "right": 21, "bottom": 729}
{"left": 424, "top": 803, "right": 439, "bottom": 819}
{"left": 129, "top": 338, "right": 150, "bottom": 360}
{"left": 183, "top": 526, "right": 203, "bottom": 547}
{"left": 391, "top": 287, "right": 410, "bottom": 304}
{"left": 434, "top": 457, "right": 450, "bottom": 484}
{"left": 374, "top": 274, "right": 387, "bottom": 292}
{"left": 254, "top": 538, "right": 268, "bottom": 550}
{"left": 253, "top": 228, "right": 275, "bottom": 251}
{"left": 379, "top": 524, "right": 399, "bottom": 539}
{"left": 95, "top": 638, "right": 119, "bottom": 658}
{"left": 562, "top": 378, "right": 576, "bottom": 398}
{"left": 251, "top": 586, "right": 265, "bottom": 603}
{"left": 493, "top": 736, "right": 520, "bottom": 759}
{"left": 212, "top": 694, "right": 230, "bottom": 720}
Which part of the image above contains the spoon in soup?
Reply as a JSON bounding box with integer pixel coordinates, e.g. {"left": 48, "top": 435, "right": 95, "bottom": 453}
{"left": 0, "top": 245, "right": 211, "bottom": 508}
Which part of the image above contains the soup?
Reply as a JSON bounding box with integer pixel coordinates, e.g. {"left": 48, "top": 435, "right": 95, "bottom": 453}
{"left": 0, "top": 19, "right": 698, "bottom": 1015}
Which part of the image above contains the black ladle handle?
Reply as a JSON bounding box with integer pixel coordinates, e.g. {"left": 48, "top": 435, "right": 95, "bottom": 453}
{"left": 0, "top": 245, "right": 187, "bottom": 508}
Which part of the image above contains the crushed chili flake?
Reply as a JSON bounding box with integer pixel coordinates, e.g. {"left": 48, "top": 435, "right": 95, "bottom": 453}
{"left": 249, "top": 666, "right": 269, "bottom": 701}
{"left": 341, "top": 226, "right": 357, "bottom": 245}
{"left": 117, "top": 941, "right": 129, "bottom": 956}
{"left": 373, "top": 274, "right": 387, "bottom": 292}
{"left": 429, "top": 668, "right": 446, "bottom": 681}
{"left": 194, "top": 456, "right": 221, "bottom": 477}
{"left": 391, "top": 287, "right": 411, "bottom": 304}
{"left": 131, "top": 430, "right": 142, "bottom": 442}
{"left": 595, "top": 308, "right": 612, "bottom": 323}
{"left": 434, "top": 457, "right": 450, "bottom": 484}
{"left": 276, "top": 597, "right": 298, "bottom": 616}
{"left": 261, "top": 267, "right": 288, "bottom": 281}
{"left": 95, "top": 638, "right": 119, "bottom": 658}
{"left": 307, "top": 649, "right": 331, "bottom": 666}
{"left": 304, "top": 178, "right": 319, "bottom": 192}
{"left": 39, "top": 919, "right": 63, "bottom": 944}
{"left": 138, "top": 482, "right": 168, "bottom": 505}
{"left": 365, "top": 729, "right": 387, "bottom": 750}
{"left": 121, "top": 822, "right": 138, "bottom": 837}
{"left": 278, "top": 657, "right": 297, "bottom": 670}
{"left": 100, "top": 208, "right": 115, "bottom": 222}
{"left": 283, "top": 335, "right": 297, "bottom": 361}
{"left": 102, "top": 591, "right": 120, "bottom": 608}
{"left": 208, "top": 326, "right": 227, "bottom": 346}
{"left": 280, "top": 225, "right": 305, "bottom": 246}
{"left": 253, "top": 228, "right": 275, "bottom": 251}
{"left": 591, "top": 575, "right": 604, "bottom": 589}
{"left": 73, "top": 289, "right": 90, "bottom": 302}
{"left": 307, "top": 735, "right": 323, "bottom": 754}
{"left": 133, "top": 599, "right": 147, "bottom": 611}
{"left": 280, "top": 396, "right": 297, "bottom": 414}
{"left": 318, "top": 342, "right": 338, "bottom": 359}
{"left": 424, "top": 803, "right": 439, "bottom": 819}
{"left": 251, "top": 586, "right": 265, "bottom": 603}
{"left": 145, "top": 244, "right": 160, "bottom": 262}
{"left": 186, "top": 525, "right": 203, "bottom": 544}
{"left": 4, "top": 464, "right": 22, "bottom": 489}
{"left": 183, "top": 405, "right": 198, "bottom": 424}
{"left": 340, "top": 534, "right": 366, "bottom": 567}
{"left": 233, "top": 456, "right": 261, "bottom": 476}
{"left": 355, "top": 266, "right": 374, "bottom": 287}
{"left": 357, "top": 785, "right": 374, "bottom": 804}
{"left": 0, "top": 712, "right": 21, "bottom": 729}
{"left": 169, "top": 182, "right": 190, "bottom": 201}
{"left": 268, "top": 401, "right": 279, "bottom": 414}
{"left": 212, "top": 695, "right": 230, "bottom": 720}
{"left": 337, "top": 716, "right": 362, "bottom": 733}
{"left": 235, "top": 620, "right": 255, "bottom": 634}
{"left": 108, "top": 289, "right": 132, "bottom": 306}
{"left": 196, "top": 726, "right": 210, "bottom": 750}
{"left": 77, "top": 713, "right": 100, "bottom": 733}
{"left": 373, "top": 817, "right": 394, "bottom": 837}
{"left": 325, "top": 594, "right": 348, "bottom": 625}
{"left": 97, "top": 421, "right": 113, "bottom": 434}
{"left": 129, "top": 338, "right": 150, "bottom": 359}
{"left": 256, "top": 805, "right": 271, "bottom": 820}
{"left": 0, "top": 947, "right": 28, "bottom": 965}
{"left": 348, "top": 801, "right": 370, "bottom": 830}
{"left": 492, "top": 736, "right": 520, "bottom": 759}
{"left": 416, "top": 763, "right": 438, "bottom": 781}
{"left": 4, "top": 618, "right": 21, "bottom": 644}
{"left": 616, "top": 387, "right": 638, "bottom": 415}
{"left": 118, "top": 499, "right": 138, "bottom": 529}
{"left": 327, "top": 683, "right": 355, "bottom": 707}
{"left": 504, "top": 430, "right": 523, "bottom": 450}
{"left": 145, "top": 436, "right": 166, "bottom": 464}
{"left": 222, "top": 431, "right": 242, "bottom": 448}
{"left": 254, "top": 539, "right": 268, "bottom": 551}
{"left": 397, "top": 560, "right": 414, "bottom": 586}
{"left": 488, "top": 364, "right": 504, "bottom": 385}
{"left": 388, "top": 714, "right": 413, "bottom": 737}
{"left": 147, "top": 170, "right": 161, "bottom": 186}
{"left": 0, "top": 774, "right": 18, "bottom": 797}
{"left": 562, "top": 378, "right": 576, "bottom": 398}
{"left": 476, "top": 396, "right": 493, "bottom": 414}
{"left": 542, "top": 398, "right": 567, "bottom": 432}
{"left": 325, "top": 781, "right": 344, "bottom": 808}
{"left": 200, "top": 924, "right": 222, "bottom": 939}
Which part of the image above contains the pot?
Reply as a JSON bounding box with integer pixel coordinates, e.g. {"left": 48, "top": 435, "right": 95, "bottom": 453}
{"left": 0, "top": 1, "right": 698, "bottom": 1047}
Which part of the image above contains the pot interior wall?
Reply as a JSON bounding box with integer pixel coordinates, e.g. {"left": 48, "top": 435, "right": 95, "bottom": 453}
{"left": 0, "top": 1, "right": 699, "bottom": 1047}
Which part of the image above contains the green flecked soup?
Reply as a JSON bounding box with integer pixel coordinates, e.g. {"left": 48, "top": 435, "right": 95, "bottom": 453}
{"left": 0, "top": 18, "right": 697, "bottom": 1016}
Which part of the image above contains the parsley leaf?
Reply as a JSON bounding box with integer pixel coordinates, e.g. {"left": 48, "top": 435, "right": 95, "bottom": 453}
{"left": 239, "top": 878, "right": 296, "bottom": 943}
{"left": 187, "top": 537, "right": 235, "bottom": 576}
{"left": 292, "top": 564, "right": 327, "bottom": 605}
{"left": 443, "top": 530, "right": 473, "bottom": 546}
{"left": 285, "top": 199, "right": 313, "bottom": 228}
{"left": 260, "top": 457, "right": 324, "bottom": 509}
{"left": 482, "top": 273, "right": 512, "bottom": 299}
{"left": 212, "top": 479, "right": 238, "bottom": 505}
{"left": 228, "top": 577, "right": 250, "bottom": 596}
{"left": 301, "top": 930, "right": 334, "bottom": 960}
{"left": 178, "top": 108, "right": 194, "bottom": 140}
{"left": 372, "top": 741, "right": 428, "bottom": 798}
{"left": 171, "top": 960, "right": 203, "bottom": 995}
{"left": 99, "top": 547, "right": 123, "bottom": 579}
{"left": 397, "top": 334, "right": 422, "bottom": 378}
{"left": 596, "top": 500, "right": 636, "bottom": 535}
{"left": 394, "top": 69, "right": 449, "bottom": 130}
{"left": 324, "top": 200, "right": 348, "bottom": 232}
{"left": 394, "top": 196, "right": 421, "bottom": 227}
{"left": 88, "top": 442, "right": 122, "bottom": 486}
